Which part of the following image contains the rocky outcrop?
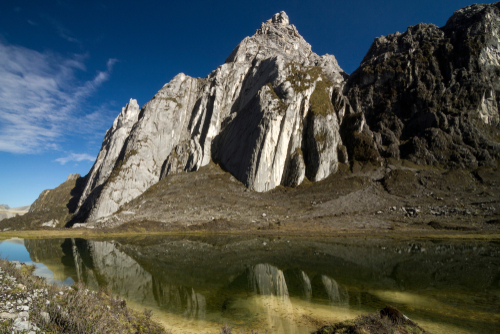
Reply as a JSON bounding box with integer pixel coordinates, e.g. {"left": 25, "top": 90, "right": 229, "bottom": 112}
{"left": 343, "top": 2, "right": 500, "bottom": 167}
{"left": 76, "top": 11, "right": 348, "bottom": 222}
{"left": 74, "top": 99, "right": 140, "bottom": 218}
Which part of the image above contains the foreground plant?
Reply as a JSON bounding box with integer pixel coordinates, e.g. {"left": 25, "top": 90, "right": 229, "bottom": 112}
{"left": 313, "top": 305, "right": 428, "bottom": 334}
{"left": 0, "top": 259, "right": 168, "bottom": 334}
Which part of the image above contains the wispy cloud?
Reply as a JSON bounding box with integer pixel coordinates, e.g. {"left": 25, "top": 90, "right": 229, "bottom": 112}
{"left": 55, "top": 153, "right": 96, "bottom": 165}
{"left": 0, "top": 41, "right": 117, "bottom": 154}
{"left": 42, "top": 15, "right": 81, "bottom": 44}
{"left": 27, "top": 20, "right": 38, "bottom": 26}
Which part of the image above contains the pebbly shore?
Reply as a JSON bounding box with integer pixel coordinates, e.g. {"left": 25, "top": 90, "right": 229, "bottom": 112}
{"left": 0, "top": 261, "right": 46, "bottom": 333}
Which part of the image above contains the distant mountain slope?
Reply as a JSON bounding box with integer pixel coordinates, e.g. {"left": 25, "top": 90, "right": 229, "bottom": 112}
{"left": 0, "top": 174, "right": 84, "bottom": 229}
{"left": 0, "top": 205, "right": 30, "bottom": 222}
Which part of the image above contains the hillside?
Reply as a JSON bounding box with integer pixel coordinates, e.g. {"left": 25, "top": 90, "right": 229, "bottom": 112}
{"left": 0, "top": 174, "right": 84, "bottom": 230}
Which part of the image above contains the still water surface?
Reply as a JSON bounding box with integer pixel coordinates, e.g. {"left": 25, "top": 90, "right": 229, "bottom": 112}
{"left": 0, "top": 236, "right": 499, "bottom": 333}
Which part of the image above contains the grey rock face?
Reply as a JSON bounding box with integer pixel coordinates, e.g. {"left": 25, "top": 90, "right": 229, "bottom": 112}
{"left": 282, "top": 148, "right": 305, "bottom": 187}
{"left": 75, "top": 99, "right": 140, "bottom": 217}
{"left": 343, "top": 2, "right": 500, "bottom": 168}
{"left": 78, "top": 12, "right": 348, "bottom": 222}
{"left": 160, "top": 139, "right": 202, "bottom": 178}
{"left": 41, "top": 219, "right": 58, "bottom": 228}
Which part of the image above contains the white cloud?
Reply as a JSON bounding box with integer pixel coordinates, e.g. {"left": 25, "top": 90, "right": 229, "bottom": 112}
{"left": 0, "top": 41, "right": 117, "bottom": 154}
{"left": 55, "top": 153, "right": 96, "bottom": 165}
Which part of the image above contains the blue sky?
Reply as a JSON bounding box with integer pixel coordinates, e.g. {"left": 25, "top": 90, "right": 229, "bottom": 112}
{"left": 0, "top": 0, "right": 489, "bottom": 207}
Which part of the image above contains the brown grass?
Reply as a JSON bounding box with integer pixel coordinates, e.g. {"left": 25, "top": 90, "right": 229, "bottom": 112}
{"left": 0, "top": 260, "right": 169, "bottom": 334}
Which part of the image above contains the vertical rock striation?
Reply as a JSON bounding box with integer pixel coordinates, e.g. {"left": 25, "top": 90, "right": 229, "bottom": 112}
{"left": 75, "top": 99, "right": 140, "bottom": 218}
{"left": 76, "top": 11, "right": 348, "bottom": 222}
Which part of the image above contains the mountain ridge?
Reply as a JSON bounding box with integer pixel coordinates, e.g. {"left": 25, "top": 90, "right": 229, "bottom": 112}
{"left": 1, "top": 3, "right": 499, "bottom": 232}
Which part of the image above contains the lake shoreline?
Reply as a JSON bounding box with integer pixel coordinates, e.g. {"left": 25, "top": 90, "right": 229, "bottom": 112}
{"left": 1, "top": 228, "right": 499, "bottom": 241}
{"left": 1, "top": 235, "right": 498, "bottom": 333}
{"left": 0, "top": 257, "right": 431, "bottom": 334}
{"left": 0, "top": 259, "right": 168, "bottom": 333}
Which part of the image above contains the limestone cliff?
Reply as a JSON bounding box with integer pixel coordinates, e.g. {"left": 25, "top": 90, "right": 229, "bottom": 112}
{"left": 74, "top": 99, "right": 140, "bottom": 218}
{"left": 75, "top": 11, "right": 348, "bottom": 223}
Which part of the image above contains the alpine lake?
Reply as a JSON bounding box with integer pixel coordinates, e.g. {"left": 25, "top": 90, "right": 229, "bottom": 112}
{"left": 0, "top": 235, "right": 499, "bottom": 334}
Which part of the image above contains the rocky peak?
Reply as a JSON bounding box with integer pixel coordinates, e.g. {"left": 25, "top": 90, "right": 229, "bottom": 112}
{"left": 270, "top": 11, "right": 289, "bottom": 26}
{"left": 73, "top": 99, "right": 141, "bottom": 219}
{"left": 111, "top": 99, "right": 140, "bottom": 131}
{"left": 344, "top": 1, "right": 500, "bottom": 167}
{"left": 225, "top": 11, "right": 346, "bottom": 85}
{"left": 443, "top": 2, "right": 500, "bottom": 71}
{"left": 445, "top": 2, "right": 500, "bottom": 30}
{"left": 226, "top": 11, "right": 316, "bottom": 65}
{"left": 66, "top": 174, "right": 80, "bottom": 182}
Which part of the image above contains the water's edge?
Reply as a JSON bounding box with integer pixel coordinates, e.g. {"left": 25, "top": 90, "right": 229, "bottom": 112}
{"left": 1, "top": 236, "right": 499, "bottom": 334}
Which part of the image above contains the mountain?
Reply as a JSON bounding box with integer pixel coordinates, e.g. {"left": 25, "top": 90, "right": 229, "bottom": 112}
{"left": 66, "top": 4, "right": 500, "bottom": 226}
{"left": 73, "top": 11, "right": 349, "bottom": 223}
{"left": 342, "top": 2, "right": 500, "bottom": 167}
{"left": 3, "top": 3, "right": 500, "bottom": 231}
{"left": 0, "top": 174, "right": 84, "bottom": 229}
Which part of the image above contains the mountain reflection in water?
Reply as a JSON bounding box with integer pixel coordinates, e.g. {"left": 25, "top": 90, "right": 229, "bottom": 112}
{"left": 17, "top": 236, "right": 500, "bottom": 334}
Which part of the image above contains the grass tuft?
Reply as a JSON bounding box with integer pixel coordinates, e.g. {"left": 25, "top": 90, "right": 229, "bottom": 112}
{"left": 0, "top": 259, "right": 168, "bottom": 334}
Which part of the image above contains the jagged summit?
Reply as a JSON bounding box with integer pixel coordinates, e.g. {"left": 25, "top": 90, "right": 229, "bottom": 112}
{"left": 343, "top": 1, "right": 500, "bottom": 166}
{"left": 270, "top": 11, "right": 290, "bottom": 26}
{"left": 225, "top": 11, "right": 310, "bottom": 64}
{"left": 225, "top": 11, "right": 346, "bottom": 85}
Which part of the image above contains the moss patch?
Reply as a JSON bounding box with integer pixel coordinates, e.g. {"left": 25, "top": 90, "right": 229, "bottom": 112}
{"left": 161, "top": 97, "right": 182, "bottom": 109}
{"left": 264, "top": 83, "right": 287, "bottom": 114}
{"left": 285, "top": 63, "right": 333, "bottom": 94}
{"left": 108, "top": 148, "right": 139, "bottom": 185}
{"left": 294, "top": 147, "right": 303, "bottom": 156}
{"left": 310, "top": 80, "right": 334, "bottom": 117}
